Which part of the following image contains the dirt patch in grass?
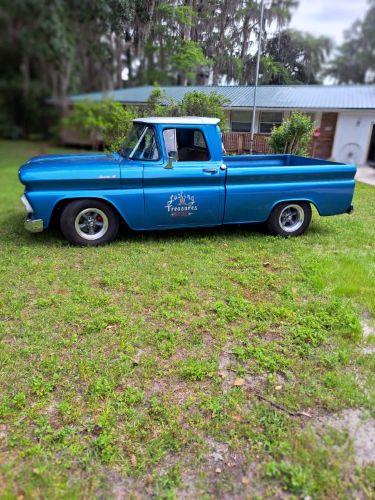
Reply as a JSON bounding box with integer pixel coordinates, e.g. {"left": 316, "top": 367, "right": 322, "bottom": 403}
{"left": 361, "top": 311, "right": 374, "bottom": 338}
{"left": 316, "top": 409, "right": 375, "bottom": 466}
{"left": 176, "top": 438, "right": 266, "bottom": 499}
{"left": 361, "top": 311, "right": 375, "bottom": 354}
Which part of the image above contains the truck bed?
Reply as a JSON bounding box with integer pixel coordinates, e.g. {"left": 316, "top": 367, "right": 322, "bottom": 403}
{"left": 222, "top": 153, "right": 356, "bottom": 224}
{"left": 223, "top": 153, "right": 344, "bottom": 168}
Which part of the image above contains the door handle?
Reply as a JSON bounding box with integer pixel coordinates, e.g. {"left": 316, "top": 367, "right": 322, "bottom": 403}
{"left": 203, "top": 167, "right": 218, "bottom": 174}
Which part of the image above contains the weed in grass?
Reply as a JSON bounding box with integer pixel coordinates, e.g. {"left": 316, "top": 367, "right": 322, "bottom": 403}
{"left": 154, "top": 464, "right": 182, "bottom": 498}
{"left": 265, "top": 427, "right": 356, "bottom": 498}
{"left": 179, "top": 358, "right": 217, "bottom": 381}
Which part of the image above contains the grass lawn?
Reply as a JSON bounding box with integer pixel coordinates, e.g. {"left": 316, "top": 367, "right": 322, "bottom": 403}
{"left": 0, "top": 140, "right": 374, "bottom": 498}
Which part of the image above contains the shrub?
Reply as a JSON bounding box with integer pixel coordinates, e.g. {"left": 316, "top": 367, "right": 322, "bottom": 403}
{"left": 62, "top": 99, "right": 137, "bottom": 151}
{"left": 268, "top": 112, "right": 314, "bottom": 155}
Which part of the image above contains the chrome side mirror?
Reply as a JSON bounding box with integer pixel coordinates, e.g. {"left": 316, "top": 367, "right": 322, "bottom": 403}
{"left": 164, "top": 150, "right": 176, "bottom": 169}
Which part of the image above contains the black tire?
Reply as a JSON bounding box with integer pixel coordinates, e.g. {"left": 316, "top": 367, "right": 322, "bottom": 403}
{"left": 266, "top": 201, "right": 312, "bottom": 237}
{"left": 60, "top": 199, "right": 120, "bottom": 246}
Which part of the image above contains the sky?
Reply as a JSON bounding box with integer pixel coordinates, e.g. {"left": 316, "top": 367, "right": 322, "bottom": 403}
{"left": 289, "top": 0, "right": 369, "bottom": 45}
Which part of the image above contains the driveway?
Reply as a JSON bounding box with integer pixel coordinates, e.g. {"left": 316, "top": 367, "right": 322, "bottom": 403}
{"left": 356, "top": 165, "right": 375, "bottom": 186}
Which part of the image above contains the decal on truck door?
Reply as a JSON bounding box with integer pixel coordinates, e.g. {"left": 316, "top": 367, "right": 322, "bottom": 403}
{"left": 165, "top": 192, "right": 198, "bottom": 217}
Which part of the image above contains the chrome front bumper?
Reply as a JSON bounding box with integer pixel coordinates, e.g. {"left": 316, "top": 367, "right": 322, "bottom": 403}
{"left": 25, "top": 217, "right": 44, "bottom": 233}
{"left": 21, "top": 195, "right": 44, "bottom": 232}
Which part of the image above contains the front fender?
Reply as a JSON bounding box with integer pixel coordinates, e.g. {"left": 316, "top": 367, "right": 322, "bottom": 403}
{"left": 26, "top": 189, "right": 144, "bottom": 230}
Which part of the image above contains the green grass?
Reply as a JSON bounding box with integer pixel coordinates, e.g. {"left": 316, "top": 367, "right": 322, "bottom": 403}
{"left": 0, "top": 140, "right": 374, "bottom": 498}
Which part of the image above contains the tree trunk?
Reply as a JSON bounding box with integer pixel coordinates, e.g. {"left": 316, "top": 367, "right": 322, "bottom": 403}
{"left": 20, "top": 55, "right": 30, "bottom": 99}
{"left": 212, "top": 67, "right": 220, "bottom": 85}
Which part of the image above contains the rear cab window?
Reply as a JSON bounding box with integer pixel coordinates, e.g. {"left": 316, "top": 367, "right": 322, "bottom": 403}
{"left": 163, "top": 128, "right": 211, "bottom": 162}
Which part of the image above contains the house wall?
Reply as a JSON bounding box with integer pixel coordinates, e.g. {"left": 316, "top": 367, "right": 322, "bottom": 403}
{"left": 226, "top": 108, "right": 338, "bottom": 158}
{"left": 227, "top": 109, "right": 323, "bottom": 134}
{"left": 228, "top": 109, "right": 282, "bottom": 133}
{"left": 332, "top": 111, "right": 375, "bottom": 165}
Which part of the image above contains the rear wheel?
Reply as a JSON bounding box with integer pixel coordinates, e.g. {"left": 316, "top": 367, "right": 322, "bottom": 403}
{"left": 266, "top": 202, "right": 312, "bottom": 237}
{"left": 60, "top": 199, "right": 120, "bottom": 246}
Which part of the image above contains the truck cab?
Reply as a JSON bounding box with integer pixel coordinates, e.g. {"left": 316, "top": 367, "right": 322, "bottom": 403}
{"left": 128, "top": 117, "right": 226, "bottom": 230}
{"left": 19, "top": 116, "right": 356, "bottom": 246}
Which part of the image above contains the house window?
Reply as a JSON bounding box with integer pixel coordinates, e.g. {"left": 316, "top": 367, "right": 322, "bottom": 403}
{"left": 231, "top": 111, "right": 253, "bottom": 132}
{"left": 258, "top": 111, "right": 283, "bottom": 133}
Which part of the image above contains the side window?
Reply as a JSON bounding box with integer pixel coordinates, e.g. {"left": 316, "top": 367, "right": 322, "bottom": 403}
{"left": 163, "top": 128, "right": 210, "bottom": 162}
{"left": 131, "top": 127, "right": 159, "bottom": 160}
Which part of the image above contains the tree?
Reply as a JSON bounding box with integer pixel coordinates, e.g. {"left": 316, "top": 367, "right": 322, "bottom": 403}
{"left": 268, "top": 112, "right": 314, "bottom": 155}
{"left": 180, "top": 91, "right": 229, "bottom": 130}
{"left": 171, "top": 40, "right": 210, "bottom": 85}
{"left": 1, "top": 0, "right": 333, "bottom": 138}
{"left": 261, "top": 30, "right": 332, "bottom": 84}
{"left": 145, "top": 88, "right": 229, "bottom": 129}
{"left": 327, "top": 0, "right": 375, "bottom": 83}
{"left": 0, "top": 0, "right": 135, "bottom": 136}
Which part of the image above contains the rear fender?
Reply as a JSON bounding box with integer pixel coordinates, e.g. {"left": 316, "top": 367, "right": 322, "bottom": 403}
{"left": 269, "top": 198, "right": 320, "bottom": 216}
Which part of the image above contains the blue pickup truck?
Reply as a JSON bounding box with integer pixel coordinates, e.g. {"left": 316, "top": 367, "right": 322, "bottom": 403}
{"left": 19, "top": 117, "right": 356, "bottom": 246}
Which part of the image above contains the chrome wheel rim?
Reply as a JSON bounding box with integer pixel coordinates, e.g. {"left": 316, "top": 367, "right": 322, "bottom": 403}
{"left": 279, "top": 204, "right": 305, "bottom": 232}
{"left": 75, "top": 208, "right": 109, "bottom": 240}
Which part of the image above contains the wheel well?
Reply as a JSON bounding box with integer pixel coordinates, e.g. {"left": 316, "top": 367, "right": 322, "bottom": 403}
{"left": 271, "top": 200, "right": 318, "bottom": 215}
{"left": 50, "top": 197, "right": 126, "bottom": 228}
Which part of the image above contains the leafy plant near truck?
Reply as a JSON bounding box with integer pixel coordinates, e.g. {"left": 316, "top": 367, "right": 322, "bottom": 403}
{"left": 269, "top": 111, "right": 315, "bottom": 155}
{"left": 61, "top": 100, "right": 138, "bottom": 151}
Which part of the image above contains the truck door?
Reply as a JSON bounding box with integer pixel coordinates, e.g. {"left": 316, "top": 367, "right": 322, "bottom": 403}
{"left": 143, "top": 126, "right": 225, "bottom": 228}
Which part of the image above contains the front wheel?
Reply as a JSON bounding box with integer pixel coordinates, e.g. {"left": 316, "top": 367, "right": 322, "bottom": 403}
{"left": 266, "top": 202, "right": 312, "bottom": 237}
{"left": 60, "top": 199, "right": 120, "bottom": 246}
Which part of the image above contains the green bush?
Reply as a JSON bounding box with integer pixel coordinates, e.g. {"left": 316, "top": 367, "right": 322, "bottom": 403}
{"left": 62, "top": 99, "right": 137, "bottom": 151}
{"left": 268, "top": 112, "right": 314, "bottom": 155}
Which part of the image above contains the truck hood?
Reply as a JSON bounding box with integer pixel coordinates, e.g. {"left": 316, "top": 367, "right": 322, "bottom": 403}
{"left": 19, "top": 152, "right": 121, "bottom": 188}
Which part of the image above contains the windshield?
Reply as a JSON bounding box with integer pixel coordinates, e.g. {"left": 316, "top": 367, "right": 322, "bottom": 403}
{"left": 119, "top": 124, "right": 146, "bottom": 158}
{"left": 119, "top": 123, "right": 159, "bottom": 160}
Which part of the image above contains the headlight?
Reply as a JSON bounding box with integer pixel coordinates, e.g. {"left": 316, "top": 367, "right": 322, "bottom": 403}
{"left": 21, "top": 194, "right": 34, "bottom": 213}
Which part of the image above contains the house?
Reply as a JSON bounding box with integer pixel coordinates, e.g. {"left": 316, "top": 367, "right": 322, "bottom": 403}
{"left": 67, "top": 85, "right": 375, "bottom": 165}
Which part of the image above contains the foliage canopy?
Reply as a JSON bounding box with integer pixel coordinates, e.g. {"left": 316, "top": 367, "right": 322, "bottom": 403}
{"left": 63, "top": 89, "right": 229, "bottom": 151}
{"left": 0, "top": 0, "right": 334, "bottom": 138}
{"left": 327, "top": 0, "right": 375, "bottom": 83}
{"left": 62, "top": 100, "right": 137, "bottom": 151}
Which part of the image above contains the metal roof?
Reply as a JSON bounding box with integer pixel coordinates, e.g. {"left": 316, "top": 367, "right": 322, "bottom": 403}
{"left": 133, "top": 116, "right": 220, "bottom": 124}
{"left": 69, "top": 85, "right": 375, "bottom": 110}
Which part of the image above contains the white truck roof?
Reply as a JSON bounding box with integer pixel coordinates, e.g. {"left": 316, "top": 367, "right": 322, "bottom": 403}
{"left": 133, "top": 117, "right": 220, "bottom": 125}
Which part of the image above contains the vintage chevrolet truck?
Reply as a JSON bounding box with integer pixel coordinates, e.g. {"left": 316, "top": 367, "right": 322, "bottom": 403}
{"left": 19, "top": 117, "right": 356, "bottom": 246}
